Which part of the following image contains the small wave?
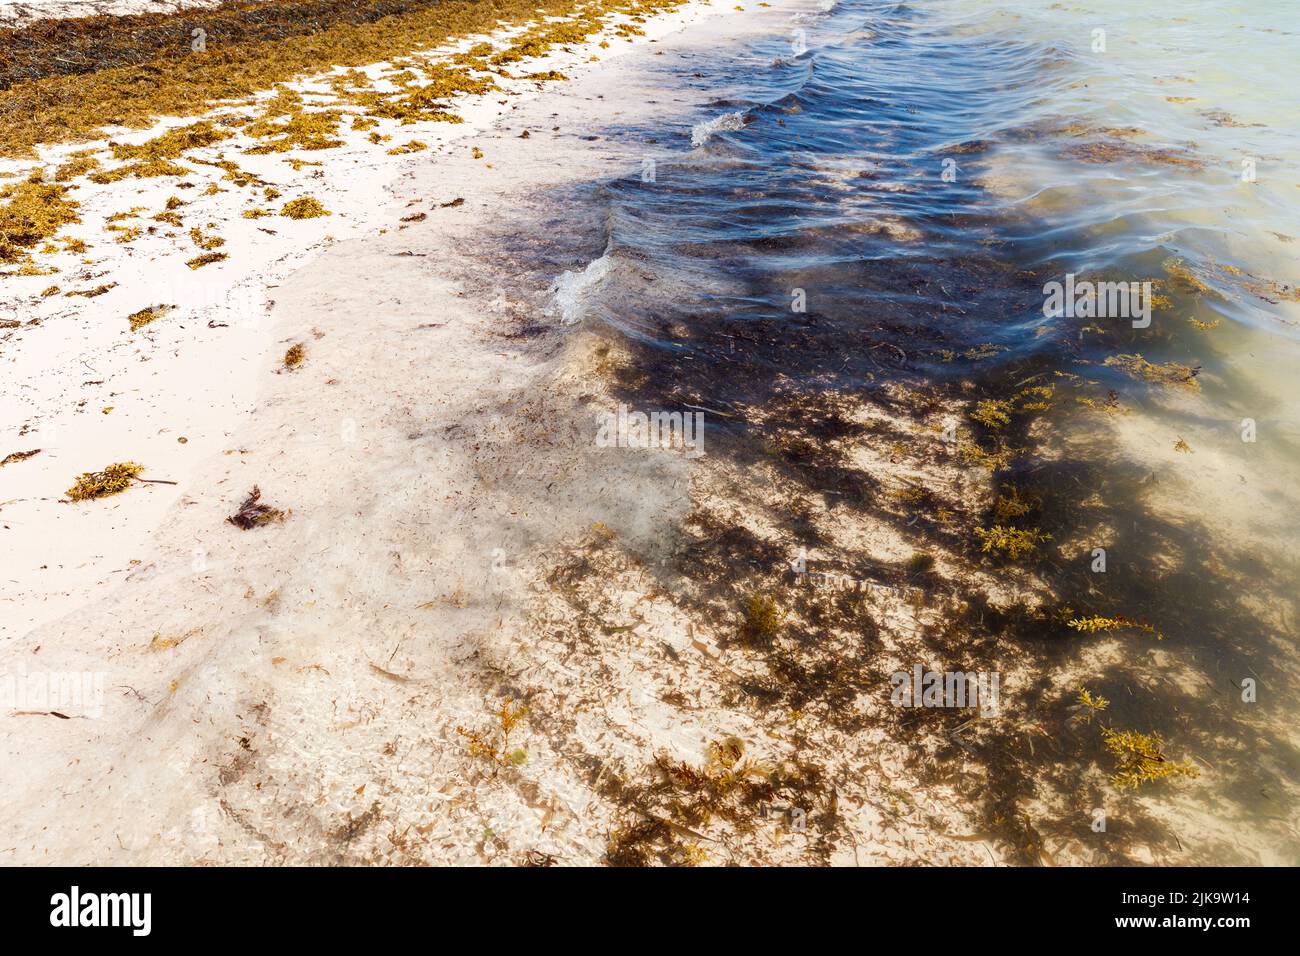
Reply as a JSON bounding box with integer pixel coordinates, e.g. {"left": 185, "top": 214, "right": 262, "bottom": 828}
{"left": 690, "top": 111, "right": 747, "bottom": 148}
{"left": 549, "top": 253, "right": 612, "bottom": 325}
{"left": 792, "top": 0, "right": 838, "bottom": 21}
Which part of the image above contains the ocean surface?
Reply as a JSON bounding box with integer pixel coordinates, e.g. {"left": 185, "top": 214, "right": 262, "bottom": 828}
{"left": 540, "top": 0, "right": 1300, "bottom": 862}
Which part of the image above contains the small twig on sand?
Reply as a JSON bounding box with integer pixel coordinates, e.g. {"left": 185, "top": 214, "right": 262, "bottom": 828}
{"left": 683, "top": 402, "right": 734, "bottom": 418}
{"left": 637, "top": 808, "right": 714, "bottom": 843}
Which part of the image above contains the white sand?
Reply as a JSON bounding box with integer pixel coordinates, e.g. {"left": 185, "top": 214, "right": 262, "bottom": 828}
{"left": 0, "top": 0, "right": 257, "bottom": 25}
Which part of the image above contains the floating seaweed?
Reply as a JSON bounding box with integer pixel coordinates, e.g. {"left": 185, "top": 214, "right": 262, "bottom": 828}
{"left": 1105, "top": 353, "right": 1200, "bottom": 391}
{"left": 605, "top": 737, "right": 831, "bottom": 866}
{"left": 974, "top": 525, "right": 1051, "bottom": 560}
{"left": 1065, "top": 138, "right": 1204, "bottom": 170}
{"left": 1101, "top": 727, "right": 1199, "bottom": 790}
{"left": 1066, "top": 614, "right": 1163, "bottom": 641}
{"left": 1073, "top": 687, "right": 1109, "bottom": 724}
{"left": 992, "top": 486, "right": 1036, "bottom": 522}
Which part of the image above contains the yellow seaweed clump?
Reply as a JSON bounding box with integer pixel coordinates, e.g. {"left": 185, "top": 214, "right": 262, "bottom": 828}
{"left": 128, "top": 304, "right": 175, "bottom": 331}
{"left": 738, "top": 592, "right": 782, "bottom": 645}
{"left": 352, "top": 68, "right": 492, "bottom": 124}
{"left": 386, "top": 140, "right": 428, "bottom": 155}
{"left": 992, "top": 487, "right": 1035, "bottom": 522}
{"left": 1066, "top": 614, "right": 1162, "bottom": 640}
{"left": 1101, "top": 727, "right": 1199, "bottom": 790}
{"left": 88, "top": 159, "right": 192, "bottom": 184}
{"left": 189, "top": 227, "right": 225, "bottom": 250}
{"left": 67, "top": 461, "right": 143, "bottom": 501}
{"left": 54, "top": 154, "right": 101, "bottom": 182}
{"left": 281, "top": 197, "right": 330, "bottom": 219}
{"left": 186, "top": 252, "right": 228, "bottom": 269}
{"left": 244, "top": 110, "right": 345, "bottom": 154}
{"left": 0, "top": 177, "right": 81, "bottom": 263}
{"left": 1074, "top": 687, "right": 1109, "bottom": 724}
{"left": 974, "top": 525, "right": 1051, "bottom": 560}
{"left": 109, "top": 121, "right": 232, "bottom": 161}
{"left": 1105, "top": 353, "right": 1200, "bottom": 391}
{"left": 456, "top": 697, "right": 528, "bottom": 768}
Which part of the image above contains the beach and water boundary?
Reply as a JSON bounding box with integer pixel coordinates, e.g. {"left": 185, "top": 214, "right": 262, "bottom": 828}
{"left": 2, "top": 0, "right": 1298, "bottom": 865}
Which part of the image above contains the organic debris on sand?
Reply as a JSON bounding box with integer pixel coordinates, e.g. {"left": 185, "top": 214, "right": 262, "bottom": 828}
{"left": 127, "top": 304, "right": 174, "bottom": 331}
{"left": 1, "top": 448, "right": 41, "bottom": 467}
{"left": 66, "top": 461, "right": 143, "bottom": 501}
{"left": 280, "top": 197, "right": 331, "bottom": 219}
{"left": 226, "top": 485, "right": 287, "bottom": 529}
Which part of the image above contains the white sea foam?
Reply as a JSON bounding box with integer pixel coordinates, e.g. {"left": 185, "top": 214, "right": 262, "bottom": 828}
{"left": 690, "top": 110, "right": 746, "bottom": 148}
{"left": 549, "top": 253, "right": 612, "bottom": 325}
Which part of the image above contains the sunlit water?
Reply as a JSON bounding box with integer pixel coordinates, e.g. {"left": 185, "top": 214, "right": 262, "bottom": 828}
{"left": 534, "top": 0, "right": 1300, "bottom": 862}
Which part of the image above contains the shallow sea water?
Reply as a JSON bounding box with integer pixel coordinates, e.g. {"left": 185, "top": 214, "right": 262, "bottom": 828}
{"left": 536, "top": 0, "right": 1300, "bottom": 862}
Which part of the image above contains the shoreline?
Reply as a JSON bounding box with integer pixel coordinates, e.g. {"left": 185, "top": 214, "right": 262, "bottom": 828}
{"left": 4, "top": 0, "right": 1296, "bottom": 867}
{"left": 7, "top": 0, "right": 984, "bottom": 867}
{"left": 0, "top": 0, "right": 737, "bottom": 643}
